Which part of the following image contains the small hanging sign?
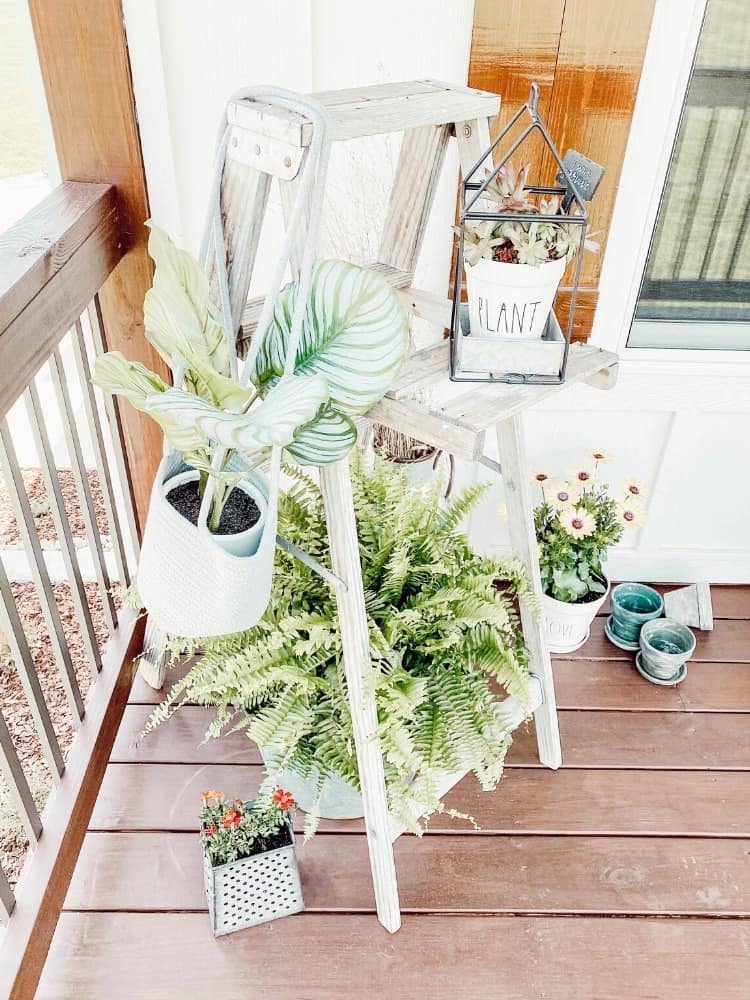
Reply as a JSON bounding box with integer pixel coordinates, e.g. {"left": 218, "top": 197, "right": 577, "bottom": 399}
{"left": 556, "top": 150, "right": 605, "bottom": 204}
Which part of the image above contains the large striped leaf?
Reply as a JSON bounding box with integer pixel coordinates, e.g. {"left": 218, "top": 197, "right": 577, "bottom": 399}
{"left": 249, "top": 260, "right": 409, "bottom": 416}
{"left": 143, "top": 223, "right": 232, "bottom": 392}
{"left": 285, "top": 404, "right": 357, "bottom": 466}
{"left": 93, "top": 350, "right": 329, "bottom": 457}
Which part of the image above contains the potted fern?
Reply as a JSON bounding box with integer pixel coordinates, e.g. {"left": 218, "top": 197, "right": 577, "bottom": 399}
{"left": 93, "top": 228, "right": 408, "bottom": 638}
{"left": 147, "top": 454, "right": 534, "bottom": 835}
{"left": 462, "top": 160, "right": 598, "bottom": 340}
{"left": 532, "top": 455, "right": 648, "bottom": 652}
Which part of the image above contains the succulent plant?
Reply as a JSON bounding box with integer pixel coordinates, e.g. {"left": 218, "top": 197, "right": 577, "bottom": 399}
{"left": 458, "top": 159, "right": 599, "bottom": 267}
{"left": 485, "top": 161, "right": 537, "bottom": 213}
{"left": 457, "top": 220, "right": 507, "bottom": 267}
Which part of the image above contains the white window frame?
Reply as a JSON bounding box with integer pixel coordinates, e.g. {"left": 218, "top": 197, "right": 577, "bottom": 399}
{"left": 591, "top": 0, "right": 750, "bottom": 375}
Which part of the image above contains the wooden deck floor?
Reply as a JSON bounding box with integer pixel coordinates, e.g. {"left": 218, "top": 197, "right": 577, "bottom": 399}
{"left": 37, "top": 585, "right": 750, "bottom": 998}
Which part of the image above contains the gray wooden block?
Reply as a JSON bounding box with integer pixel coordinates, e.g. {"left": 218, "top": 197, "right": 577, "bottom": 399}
{"left": 663, "top": 583, "right": 713, "bottom": 631}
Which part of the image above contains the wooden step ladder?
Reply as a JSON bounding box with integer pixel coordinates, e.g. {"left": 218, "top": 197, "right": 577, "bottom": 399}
{"left": 210, "top": 79, "right": 619, "bottom": 935}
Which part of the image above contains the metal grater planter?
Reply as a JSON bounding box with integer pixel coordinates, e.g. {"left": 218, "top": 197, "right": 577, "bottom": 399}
{"left": 203, "top": 817, "right": 304, "bottom": 936}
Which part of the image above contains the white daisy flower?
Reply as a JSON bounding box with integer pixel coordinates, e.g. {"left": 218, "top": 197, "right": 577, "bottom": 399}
{"left": 561, "top": 508, "right": 596, "bottom": 539}
{"left": 591, "top": 450, "right": 612, "bottom": 465}
{"left": 529, "top": 468, "right": 552, "bottom": 487}
{"left": 568, "top": 463, "right": 596, "bottom": 487}
{"left": 622, "top": 478, "right": 648, "bottom": 501}
{"left": 617, "top": 502, "right": 646, "bottom": 528}
{"left": 546, "top": 479, "right": 581, "bottom": 510}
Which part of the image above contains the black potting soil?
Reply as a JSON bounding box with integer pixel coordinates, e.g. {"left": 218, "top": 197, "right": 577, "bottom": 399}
{"left": 167, "top": 479, "right": 260, "bottom": 536}
{"left": 252, "top": 824, "right": 293, "bottom": 855}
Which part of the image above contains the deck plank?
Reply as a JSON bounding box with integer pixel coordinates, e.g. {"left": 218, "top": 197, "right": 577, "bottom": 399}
{"left": 38, "top": 912, "right": 750, "bottom": 1000}
{"left": 65, "top": 831, "right": 750, "bottom": 916}
{"left": 110, "top": 705, "right": 257, "bottom": 763}
{"left": 508, "top": 711, "right": 750, "bottom": 769}
{"left": 115, "top": 704, "right": 750, "bottom": 770}
{"left": 553, "top": 659, "right": 750, "bottom": 712}
{"left": 89, "top": 763, "right": 750, "bottom": 836}
{"left": 569, "top": 617, "right": 750, "bottom": 662}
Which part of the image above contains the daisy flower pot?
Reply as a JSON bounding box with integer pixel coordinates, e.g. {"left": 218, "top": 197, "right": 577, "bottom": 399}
{"left": 532, "top": 452, "right": 650, "bottom": 654}
{"left": 542, "top": 577, "right": 610, "bottom": 654}
{"left": 201, "top": 791, "right": 304, "bottom": 937}
{"left": 466, "top": 255, "right": 567, "bottom": 340}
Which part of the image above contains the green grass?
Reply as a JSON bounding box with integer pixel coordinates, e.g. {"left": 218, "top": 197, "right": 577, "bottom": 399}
{"left": 0, "top": 0, "right": 45, "bottom": 178}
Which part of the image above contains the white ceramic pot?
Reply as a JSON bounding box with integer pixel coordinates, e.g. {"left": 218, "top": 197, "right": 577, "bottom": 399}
{"left": 542, "top": 578, "right": 610, "bottom": 654}
{"left": 466, "top": 256, "right": 566, "bottom": 340}
{"left": 164, "top": 470, "right": 267, "bottom": 558}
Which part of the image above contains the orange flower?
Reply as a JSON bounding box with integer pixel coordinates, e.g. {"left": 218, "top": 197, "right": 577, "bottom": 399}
{"left": 222, "top": 807, "right": 242, "bottom": 829}
{"left": 201, "top": 789, "right": 224, "bottom": 806}
{"left": 273, "top": 788, "right": 295, "bottom": 811}
{"left": 204, "top": 824, "right": 218, "bottom": 837}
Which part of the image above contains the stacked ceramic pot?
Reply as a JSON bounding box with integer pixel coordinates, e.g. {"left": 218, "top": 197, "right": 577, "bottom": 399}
{"left": 605, "top": 583, "right": 696, "bottom": 686}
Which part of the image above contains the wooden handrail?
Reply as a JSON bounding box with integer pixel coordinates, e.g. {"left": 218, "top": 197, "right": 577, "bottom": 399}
{"left": 0, "top": 179, "right": 143, "bottom": 995}
{"left": 0, "top": 181, "right": 122, "bottom": 420}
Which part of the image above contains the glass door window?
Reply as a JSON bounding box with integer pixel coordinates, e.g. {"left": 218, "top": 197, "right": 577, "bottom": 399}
{"left": 631, "top": 0, "right": 750, "bottom": 349}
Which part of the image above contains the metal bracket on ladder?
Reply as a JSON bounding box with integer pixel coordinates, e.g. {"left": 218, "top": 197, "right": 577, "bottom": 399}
{"left": 227, "top": 126, "right": 305, "bottom": 181}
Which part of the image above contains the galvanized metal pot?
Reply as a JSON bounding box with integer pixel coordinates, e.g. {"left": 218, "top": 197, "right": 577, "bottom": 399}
{"left": 261, "top": 746, "right": 364, "bottom": 819}
{"left": 203, "top": 816, "right": 304, "bottom": 936}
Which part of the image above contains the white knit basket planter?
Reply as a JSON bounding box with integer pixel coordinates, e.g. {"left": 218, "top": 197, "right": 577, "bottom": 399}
{"left": 542, "top": 578, "right": 610, "bottom": 654}
{"left": 466, "top": 255, "right": 566, "bottom": 340}
{"left": 137, "top": 453, "right": 278, "bottom": 638}
{"left": 203, "top": 818, "right": 304, "bottom": 936}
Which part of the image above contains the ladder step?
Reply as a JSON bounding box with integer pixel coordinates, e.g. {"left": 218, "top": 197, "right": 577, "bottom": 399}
{"left": 228, "top": 79, "right": 500, "bottom": 146}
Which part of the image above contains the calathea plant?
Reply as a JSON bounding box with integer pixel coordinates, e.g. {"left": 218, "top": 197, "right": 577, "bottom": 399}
{"left": 146, "top": 454, "right": 534, "bottom": 835}
{"left": 93, "top": 225, "right": 327, "bottom": 532}
{"left": 246, "top": 258, "right": 409, "bottom": 466}
{"left": 94, "top": 227, "right": 409, "bottom": 530}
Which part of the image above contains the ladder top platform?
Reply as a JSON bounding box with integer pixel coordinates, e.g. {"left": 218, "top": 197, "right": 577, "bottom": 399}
{"left": 228, "top": 79, "right": 500, "bottom": 145}
{"left": 366, "top": 341, "right": 619, "bottom": 462}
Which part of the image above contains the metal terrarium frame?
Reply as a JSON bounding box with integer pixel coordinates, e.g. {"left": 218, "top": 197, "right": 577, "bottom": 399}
{"left": 449, "top": 84, "right": 590, "bottom": 385}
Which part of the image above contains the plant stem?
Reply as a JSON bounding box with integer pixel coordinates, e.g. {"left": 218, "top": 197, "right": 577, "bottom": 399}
{"left": 209, "top": 480, "right": 230, "bottom": 534}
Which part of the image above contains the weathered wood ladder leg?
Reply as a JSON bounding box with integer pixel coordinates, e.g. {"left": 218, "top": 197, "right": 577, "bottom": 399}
{"left": 496, "top": 415, "right": 562, "bottom": 769}
{"left": 319, "top": 461, "right": 402, "bottom": 933}
{"left": 453, "top": 114, "right": 561, "bottom": 768}
{"left": 279, "top": 166, "right": 401, "bottom": 933}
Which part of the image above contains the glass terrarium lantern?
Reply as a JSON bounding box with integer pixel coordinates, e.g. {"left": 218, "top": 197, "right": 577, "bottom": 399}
{"left": 450, "top": 84, "right": 601, "bottom": 385}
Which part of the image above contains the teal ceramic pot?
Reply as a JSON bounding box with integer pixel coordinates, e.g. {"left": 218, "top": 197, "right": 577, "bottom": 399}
{"left": 610, "top": 583, "right": 663, "bottom": 644}
{"left": 260, "top": 746, "right": 364, "bottom": 820}
{"left": 639, "top": 618, "right": 696, "bottom": 680}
